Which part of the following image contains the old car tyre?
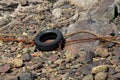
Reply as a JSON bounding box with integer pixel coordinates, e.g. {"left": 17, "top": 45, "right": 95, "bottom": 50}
{"left": 34, "top": 29, "right": 64, "bottom": 51}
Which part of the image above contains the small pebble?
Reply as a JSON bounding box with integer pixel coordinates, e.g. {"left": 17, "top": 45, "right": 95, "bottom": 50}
{"left": 49, "top": 55, "right": 58, "bottom": 62}
{"left": 80, "top": 64, "right": 93, "bottom": 75}
{"left": 59, "top": 70, "right": 67, "bottom": 74}
{"left": 12, "top": 59, "right": 23, "bottom": 68}
{"left": 52, "top": 8, "right": 62, "bottom": 19}
{"left": 55, "top": 59, "right": 64, "bottom": 64}
{"left": 95, "top": 72, "right": 107, "bottom": 80}
{"left": 71, "top": 64, "right": 81, "bottom": 69}
{"left": 0, "top": 64, "right": 11, "bottom": 73}
{"left": 19, "top": 0, "right": 28, "bottom": 6}
{"left": 11, "top": 46, "right": 17, "bottom": 52}
{"left": 22, "top": 53, "right": 32, "bottom": 61}
{"left": 17, "top": 54, "right": 22, "bottom": 58}
{"left": 115, "top": 66, "right": 120, "bottom": 72}
{"left": 18, "top": 72, "right": 34, "bottom": 80}
{"left": 95, "top": 46, "right": 110, "bottom": 57}
{"left": 79, "top": 51, "right": 95, "bottom": 63}
{"left": 82, "top": 74, "right": 93, "bottom": 80}
{"left": 48, "top": 68, "right": 55, "bottom": 73}
{"left": 22, "top": 48, "right": 29, "bottom": 54}
{"left": 27, "top": 63, "right": 43, "bottom": 70}
{"left": 65, "top": 52, "right": 75, "bottom": 62}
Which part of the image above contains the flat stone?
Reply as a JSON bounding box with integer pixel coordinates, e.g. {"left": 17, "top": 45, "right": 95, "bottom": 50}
{"left": 49, "top": 55, "right": 58, "bottom": 62}
{"left": 78, "top": 51, "right": 95, "bottom": 63}
{"left": 80, "top": 64, "right": 93, "bottom": 75}
{"left": 27, "top": 63, "right": 43, "bottom": 70}
{"left": 50, "top": 77, "right": 61, "bottom": 80}
{"left": 92, "top": 59, "right": 111, "bottom": 66}
{"left": 0, "top": 64, "right": 11, "bottom": 73}
{"left": 71, "top": 64, "right": 81, "bottom": 69}
{"left": 91, "top": 65, "right": 108, "bottom": 74}
{"left": 18, "top": 72, "right": 34, "bottom": 80}
{"left": 69, "top": 0, "right": 99, "bottom": 10}
{"left": 82, "top": 74, "right": 93, "bottom": 80}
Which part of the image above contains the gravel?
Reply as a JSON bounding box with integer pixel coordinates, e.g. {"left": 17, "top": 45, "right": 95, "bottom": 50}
{"left": 0, "top": 0, "right": 120, "bottom": 80}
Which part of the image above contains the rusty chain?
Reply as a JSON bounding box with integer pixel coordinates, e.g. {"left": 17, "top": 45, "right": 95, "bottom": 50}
{"left": 0, "top": 30, "right": 120, "bottom": 47}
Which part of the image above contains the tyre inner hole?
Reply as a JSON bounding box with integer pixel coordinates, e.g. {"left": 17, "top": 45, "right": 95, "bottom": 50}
{"left": 40, "top": 32, "right": 57, "bottom": 44}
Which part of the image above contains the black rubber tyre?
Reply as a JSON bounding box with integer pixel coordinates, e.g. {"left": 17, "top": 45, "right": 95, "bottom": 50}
{"left": 34, "top": 29, "right": 64, "bottom": 51}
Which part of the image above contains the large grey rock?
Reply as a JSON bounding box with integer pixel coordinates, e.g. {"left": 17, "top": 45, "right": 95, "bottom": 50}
{"left": 115, "top": 0, "right": 120, "bottom": 14}
{"left": 65, "top": 20, "right": 118, "bottom": 54}
{"left": 91, "top": 0, "right": 115, "bottom": 22}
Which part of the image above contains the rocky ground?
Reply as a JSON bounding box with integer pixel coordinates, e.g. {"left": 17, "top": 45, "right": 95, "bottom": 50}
{"left": 0, "top": 0, "right": 120, "bottom": 80}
